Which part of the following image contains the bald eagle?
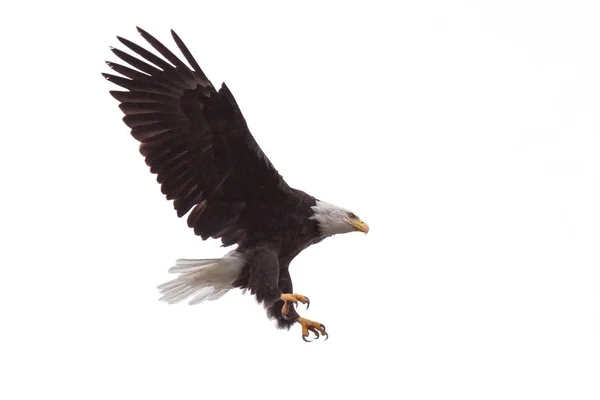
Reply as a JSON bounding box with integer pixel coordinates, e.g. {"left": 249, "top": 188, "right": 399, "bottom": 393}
{"left": 103, "top": 28, "right": 369, "bottom": 341}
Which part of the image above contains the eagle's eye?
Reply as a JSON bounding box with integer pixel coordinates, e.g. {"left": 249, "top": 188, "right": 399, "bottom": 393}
{"left": 348, "top": 212, "right": 357, "bottom": 219}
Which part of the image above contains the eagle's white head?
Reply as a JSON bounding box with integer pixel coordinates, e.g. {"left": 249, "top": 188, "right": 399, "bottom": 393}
{"left": 310, "top": 200, "right": 369, "bottom": 237}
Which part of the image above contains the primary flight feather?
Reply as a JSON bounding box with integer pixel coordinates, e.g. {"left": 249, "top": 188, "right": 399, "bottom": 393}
{"left": 104, "top": 27, "right": 369, "bottom": 341}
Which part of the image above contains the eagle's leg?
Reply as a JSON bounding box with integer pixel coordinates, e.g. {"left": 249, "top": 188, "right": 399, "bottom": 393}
{"left": 265, "top": 267, "right": 328, "bottom": 341}
{"left": 280, "top": 293, "right": 310, "bottom": 317}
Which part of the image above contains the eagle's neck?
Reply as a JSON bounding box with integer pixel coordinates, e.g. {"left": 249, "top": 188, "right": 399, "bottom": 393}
{"left": 309, "top": 200, "right": 353, "bottom": 236}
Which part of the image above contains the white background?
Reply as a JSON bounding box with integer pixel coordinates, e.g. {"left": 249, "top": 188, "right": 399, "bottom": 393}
{"left": 1, "top": 1, "right": 599, "bottom": 399}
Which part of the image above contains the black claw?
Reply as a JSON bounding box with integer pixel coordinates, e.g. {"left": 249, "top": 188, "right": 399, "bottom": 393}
{"left": 320, "top": 324, "right": 328, "bottom": 341}
{"left": 302, "top": 335, "right": 312, "bottom": 343}
{"left": 309, "top": 328, "right": 320, "bottom": 340}
{"left": 305, "top": 297, "right": 310, "bottom": 310}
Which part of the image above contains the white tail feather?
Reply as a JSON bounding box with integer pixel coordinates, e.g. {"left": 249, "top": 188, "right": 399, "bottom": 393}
{"left": 168, "top": 259, "right": 219, "bottom": 273}
{"left": 157, "top": 251, "right": 244, "bottom": 305}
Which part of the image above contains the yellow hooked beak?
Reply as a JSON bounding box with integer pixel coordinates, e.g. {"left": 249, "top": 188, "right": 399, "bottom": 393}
{"left": 351, "top": 219, "right": 370, "bottom": 234}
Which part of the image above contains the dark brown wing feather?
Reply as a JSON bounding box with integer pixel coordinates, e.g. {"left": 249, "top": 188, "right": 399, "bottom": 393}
{"left": 104, "top": 28, "right": 290, "bottom": 245}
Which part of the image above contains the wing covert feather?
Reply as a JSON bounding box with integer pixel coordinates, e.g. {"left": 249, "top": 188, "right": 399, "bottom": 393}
{"left": 104, "top": 28, "right": 290, "bottom": 244}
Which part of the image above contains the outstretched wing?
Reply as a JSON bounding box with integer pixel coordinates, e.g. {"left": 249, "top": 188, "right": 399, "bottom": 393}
{"left": 104, "top": 28, "right": 290, "bottom": 245}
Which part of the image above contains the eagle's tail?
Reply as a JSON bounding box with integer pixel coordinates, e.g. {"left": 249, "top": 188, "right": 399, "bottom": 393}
{"left": 157, "top": 251, "right": 244, "bottom": 305}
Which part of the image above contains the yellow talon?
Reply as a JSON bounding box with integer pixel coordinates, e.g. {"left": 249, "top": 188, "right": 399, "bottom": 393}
{"left": 280, "top": 293, "right": 310, "bottom": 316}
{"left": 297, "top": 317, "right": 328, "bottom": 342}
